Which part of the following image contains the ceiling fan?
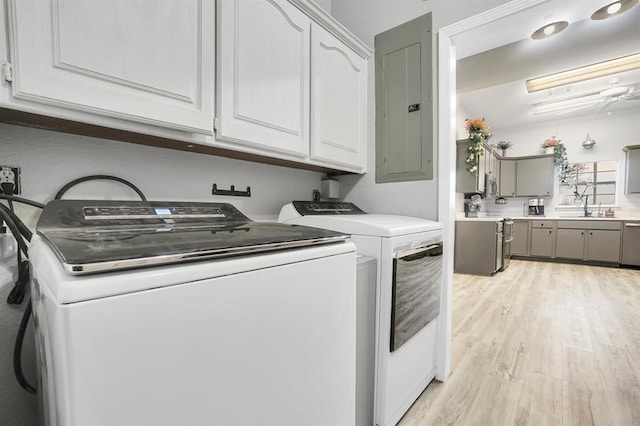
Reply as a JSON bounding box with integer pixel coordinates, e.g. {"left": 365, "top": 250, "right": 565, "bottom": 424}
{"left": 532, "top": 78, "right": 640, "bottom": 115}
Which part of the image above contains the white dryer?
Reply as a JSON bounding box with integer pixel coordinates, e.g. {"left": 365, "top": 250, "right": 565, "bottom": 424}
{"left": 279, "top": 201, "right": 444, "bottom": 426}
{"left": 29, "top": 200, "right": 357, "bottom": 426}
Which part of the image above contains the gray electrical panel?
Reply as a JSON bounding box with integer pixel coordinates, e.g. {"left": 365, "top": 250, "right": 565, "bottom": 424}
{"left": 375, "top": 13, "right": 433, "bottom": 183}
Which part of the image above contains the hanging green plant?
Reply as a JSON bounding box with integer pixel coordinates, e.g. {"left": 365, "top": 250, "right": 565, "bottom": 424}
{"left": 542, "top": 137, "right": 568, "bottom": 180}
{"left": 465, "top": 118, "right": 492, "bottom": 177}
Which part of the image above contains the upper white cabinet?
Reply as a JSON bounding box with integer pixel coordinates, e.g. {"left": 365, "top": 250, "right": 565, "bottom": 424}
{"left": 216, "top": 0, "right": 370, "bottom": 172}
{"left": 6, "top": 0, "right": 215, "bottom": 134}
{"left": 216, "top": 0, "right": 311, "bottom": 157}
{"left": 310, "top": 23, "right": 367, "bottom": 170}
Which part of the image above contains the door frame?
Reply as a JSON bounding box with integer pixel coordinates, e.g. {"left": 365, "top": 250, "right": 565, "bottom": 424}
{"left": 435, "top": 0, "right": 550, "bottom": 381}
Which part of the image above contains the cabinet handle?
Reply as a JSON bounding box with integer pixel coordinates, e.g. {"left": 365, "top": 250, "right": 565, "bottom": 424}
{"left": 590, "top": 232, "right": 593, "bottom": 235}
{"left": 549, "top": 230, "right": 552, "bottom": 234}
{"left": 581, "top": 232, "right": 584, "bottom": 235}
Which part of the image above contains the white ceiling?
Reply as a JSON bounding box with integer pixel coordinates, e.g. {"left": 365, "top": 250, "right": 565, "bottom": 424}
{"left": 455, "top": 0, "right": 640, "bottom": 130}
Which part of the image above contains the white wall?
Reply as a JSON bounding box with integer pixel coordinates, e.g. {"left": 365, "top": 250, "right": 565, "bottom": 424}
{"left": 330, "top": 0, "right": 512, "bottom": 219}
{"left": 462, "top": 108, "right": 640, "bottom": 216}
{"left": 0, "top": 122, "right": 325, "bottom": 426}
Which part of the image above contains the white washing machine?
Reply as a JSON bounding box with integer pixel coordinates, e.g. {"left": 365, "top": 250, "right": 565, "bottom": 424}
{"left": 280, "top": 201, "right": 444, "bottom": 426}
{"left": 29, "top": 200, "right": 358, "bottom": 426}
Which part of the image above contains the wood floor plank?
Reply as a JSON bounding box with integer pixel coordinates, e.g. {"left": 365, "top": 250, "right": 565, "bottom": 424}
{"left": 398, "top": 259, "right": 640, "bottom": 426}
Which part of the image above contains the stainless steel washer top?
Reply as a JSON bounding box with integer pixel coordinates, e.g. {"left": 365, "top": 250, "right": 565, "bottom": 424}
{"left": 36, "top": 200, "right": 350, "bottom": 275}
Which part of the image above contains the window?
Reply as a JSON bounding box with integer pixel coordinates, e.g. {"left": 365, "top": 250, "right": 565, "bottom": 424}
{"left": 558, "top": 160, "right": 618, "bottom": 206}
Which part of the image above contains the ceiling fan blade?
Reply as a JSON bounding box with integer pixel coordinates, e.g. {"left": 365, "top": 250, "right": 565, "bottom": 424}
{"left": 556, "top": 103, "right": 599, "bottom": 115}
{"left": 593, "top": 100, "right": 613, "bottom": 115}
{"left": 623, "top": 91, "right": 640, "bottom": 100}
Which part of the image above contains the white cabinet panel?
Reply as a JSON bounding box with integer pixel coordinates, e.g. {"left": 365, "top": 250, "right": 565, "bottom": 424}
{"left": 310, "top": 23, "right": 366, "bottom": 170}
{"left": 7, "top": 0, "right": 214, "bottom": 134}
{"left": 217, "top": 0, "right": 310, "bottom": 157}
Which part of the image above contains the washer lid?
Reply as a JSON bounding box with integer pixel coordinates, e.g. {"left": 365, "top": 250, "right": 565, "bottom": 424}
{"left": 36, "top": 200, "right": 350, "bottom": 274}
{"left": 282, "top": 214, "right": 442, "bottom": 237}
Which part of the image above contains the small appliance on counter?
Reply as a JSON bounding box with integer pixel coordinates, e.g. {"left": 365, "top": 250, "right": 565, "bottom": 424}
{"left": 528, "top": 198, "right": 545, "bottom": 216}
{"left": 464, "top": 194, "right": 482, "bottom": 217}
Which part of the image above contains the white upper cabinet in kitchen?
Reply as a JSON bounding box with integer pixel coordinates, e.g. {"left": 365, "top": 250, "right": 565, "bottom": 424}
{"left": 217, "top": 0, "right": 311, "bottom": 157}
{"left": 6, "top": 0, "right": 215, "bottom": 134}
{"left": 310, "top": 23, "right": 367, "bottom": 170}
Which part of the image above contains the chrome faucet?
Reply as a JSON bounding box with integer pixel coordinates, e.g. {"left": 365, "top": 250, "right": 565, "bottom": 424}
{"left": 583, "top": 195, "right": 590, "bottom": 217}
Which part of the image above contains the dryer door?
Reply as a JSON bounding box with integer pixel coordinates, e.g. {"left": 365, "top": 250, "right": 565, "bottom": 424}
{"left": 390, "top": 242, "right": 443, "bottom": 352}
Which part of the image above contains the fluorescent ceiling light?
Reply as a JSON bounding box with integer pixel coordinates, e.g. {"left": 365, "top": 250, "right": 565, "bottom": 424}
{"left": 591, "top": 0, "right": 638, "bottom": 20}
{"left": 531, "top": 93, "right": 602, "bottom": 115}
{"left": 531, "top": 21, "right": 569, "bottom": 40}
{"left": 526, "top": 52, "right": 640, "bottom": 93}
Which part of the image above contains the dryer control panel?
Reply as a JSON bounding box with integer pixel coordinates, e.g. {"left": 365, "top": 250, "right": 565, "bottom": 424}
{"left": 292, "top": 201, "right": 366, "bottom": 215}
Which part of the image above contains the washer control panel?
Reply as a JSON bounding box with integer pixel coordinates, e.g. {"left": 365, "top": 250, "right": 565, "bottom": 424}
{"left": 83, "top": 205, "right": 225, "bottom": 220}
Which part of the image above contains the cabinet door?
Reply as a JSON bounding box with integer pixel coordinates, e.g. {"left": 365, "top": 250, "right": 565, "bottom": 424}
{"left": 626, "top": 148, "right": 640, "bottom": 194}
{"left": 512, "top": 220, "right": 529, "bottom": 256}
{"left": 516, "top": 157, "right": 554, "bottom": 197}
{"left": 555, "top": 229, "right": 585, "bottom": 260}
{"left": 530, "top": 228, "right": 555, "bottom": 257}
{"left": 310, "top": 24, "right": 367, "bottom": 171}
{"left": 499, "top": 161, "right": 517, "bottom": 197}
{"left": 8, "top": 0, "right": 214, "bottom": 134}
{"left": 217, "top": 0, "right": 310, "bottom": 157}
{"left": 587, "top": 230, "right": 621, "bottom": 263}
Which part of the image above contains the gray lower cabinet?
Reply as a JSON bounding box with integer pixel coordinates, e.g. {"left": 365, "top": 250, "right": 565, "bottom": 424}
{"left": 555, "top": 221, "right": 621, "bottom": 263}
{"left": 530, "top": 227, "right": 555, "bottom": 257}
{"left": 587, "top": 230, "right": 621, "bottom": 263}
{"left": 512, "top": 219, "right": 621, "bottom": 264}
{"left": 516, "top": 157, "right": 554, "bottom": 197}
{"left": 454, "top": 220, "right": 501, "bottom": 275}
{"left": 512, "top": 220, "right": 530, "bottom": 256}
{"left": 555, "top": 229, "right": 585, "bottom": 259}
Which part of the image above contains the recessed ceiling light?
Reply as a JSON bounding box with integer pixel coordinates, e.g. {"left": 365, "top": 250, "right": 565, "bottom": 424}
{"left": 591, "top": 0, "right": 638, "bottom": 20}
{"left": 531, "top": 21, "right": 569, "bottom": 40}
{"left": 608, "top": 2, "right": 623, "bottom": 14}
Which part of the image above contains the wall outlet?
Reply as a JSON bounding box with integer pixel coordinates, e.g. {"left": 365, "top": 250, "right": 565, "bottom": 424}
{"left": 0, "top": 166, "right": 20, "bottom": 195}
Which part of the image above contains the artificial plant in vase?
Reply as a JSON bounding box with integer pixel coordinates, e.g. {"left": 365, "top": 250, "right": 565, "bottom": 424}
{"left": 465, "top": 118, "right": 492, "bottom": 177}
{"left": 496, "top": 140, "right": 512, "bottom": 156}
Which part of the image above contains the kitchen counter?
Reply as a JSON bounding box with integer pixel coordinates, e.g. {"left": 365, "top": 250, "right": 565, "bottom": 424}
{"left": 510, "top": 216, "right": 624, "bottom": 221}
{"left": 455, "top": 217, "right": 504, "bottom": 222}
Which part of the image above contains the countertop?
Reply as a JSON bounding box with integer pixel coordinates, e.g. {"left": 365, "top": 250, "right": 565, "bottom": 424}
{"left": 510, "top": 216, "right": 627, "bottom": 221}
{"left": 456, "top": 215, "right": 640, "bottom": 221}
{"left": 455, "top": 217, "right": 504, "bottom": 222}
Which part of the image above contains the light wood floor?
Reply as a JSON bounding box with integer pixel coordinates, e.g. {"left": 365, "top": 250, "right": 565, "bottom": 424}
{"left": 398, "top": 259, "right": 640, "bottom": 426}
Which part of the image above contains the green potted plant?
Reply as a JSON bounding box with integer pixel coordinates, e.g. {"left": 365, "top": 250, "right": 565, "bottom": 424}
{"left": 496, "top": 140, "right": 512, "bottom": 156}
{"left": 464, "top": 118, "right": 491, "bottom": 177}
